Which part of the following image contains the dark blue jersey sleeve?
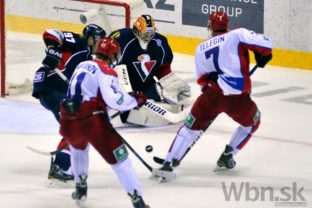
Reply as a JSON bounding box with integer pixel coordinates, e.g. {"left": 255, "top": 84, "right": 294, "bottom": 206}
{"left": 154, "top": 33, "right": 173, "bottom": 65}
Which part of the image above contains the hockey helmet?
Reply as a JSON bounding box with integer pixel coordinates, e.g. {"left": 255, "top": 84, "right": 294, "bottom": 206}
{"left": 133, "top": 15, "right": 156, "bottom": 45}
{"left": 208, "top": 12, "right": 228, "bottom": 31}
{"left": 83, "top": 24, "right": 106, "bottom": 41}
{"left": 96, "top": 37, "right": 121, "bottom": 64}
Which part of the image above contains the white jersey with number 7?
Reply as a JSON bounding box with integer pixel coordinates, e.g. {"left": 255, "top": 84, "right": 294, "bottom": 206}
{"left": 195, "top": 28, "right": 272, "bottom": 95}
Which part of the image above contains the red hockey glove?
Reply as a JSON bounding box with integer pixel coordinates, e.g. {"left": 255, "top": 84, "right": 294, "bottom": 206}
{"left": 129, "top": 91, "right": 147, "bottom": 109}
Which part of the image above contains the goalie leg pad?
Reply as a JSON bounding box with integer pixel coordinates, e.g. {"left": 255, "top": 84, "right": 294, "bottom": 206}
{"left": 127, "top": 107, "right": 171, "bottom": 127}
{"left": 126, "top": 103, "right": 179, "bottom": 127}
{"left": 165, "top": 125, "right": 203, "bottom": 162}
{"left": 126, "top": 101, "right": 188, "bottom": 126}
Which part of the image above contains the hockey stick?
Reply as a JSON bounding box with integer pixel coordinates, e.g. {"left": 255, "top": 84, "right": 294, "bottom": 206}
{"left": 27, "top": 144, "right": 69, "bottom": 156}
{"left": 153, "top": 135, "right": 200, "bottom": 166}
{"left": 115, "top": 64, "right": 191, "bottom": 124}
{"left": 27, "top": 109, "right": 123, "bottom": 156}
{"left": 121, "top": 137, "right": 176, "bottom": 181}
{"left": 153, "top": 65, "right": 259, "bottom": 165}
{"left": 54, "top": 68, "right": 69, "bottom": 84}
{"left": 121, "top": 138, "right": 153, "bottom": 172}
{"left": 249, "top": 65, "right": 258, "bottom": 76}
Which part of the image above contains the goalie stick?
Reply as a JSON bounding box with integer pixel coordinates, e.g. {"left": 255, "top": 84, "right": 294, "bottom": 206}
{"left": 115, "top": 64, "right": 191, "bottom": 124}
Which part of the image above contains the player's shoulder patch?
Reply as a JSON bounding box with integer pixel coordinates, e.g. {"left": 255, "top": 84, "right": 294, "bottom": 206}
{"left": 110, "top": 31, "right": 121, "bottom": 39}
{"left": 33, "top": 71, "right": 45, "bottom": 83}
{"left": 94, "top": 60, "right": 117, "bottom": 77}
{"left": 110, "top": 28, "right": 133, "bottom": 40}
{"left": 153, "top": 33, "right": 168, "bottom": 46}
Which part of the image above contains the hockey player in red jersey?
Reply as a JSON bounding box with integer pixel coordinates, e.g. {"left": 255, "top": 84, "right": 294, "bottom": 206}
{"left": 152, "top": 12, "right": 273, "bottom": 180}
{"left": 109, "top": 14, "right": 192, "bottom": 127}
{"left": 32, "top": 24, "right": 106, "bottom": 184}
{"left": 60, "top": 38, "right": 150, "bottom": 208}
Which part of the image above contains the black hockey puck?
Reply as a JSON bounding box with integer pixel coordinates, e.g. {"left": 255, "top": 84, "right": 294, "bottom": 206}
{"left": 145, "top": 145, "right": 153, "bottom": 153}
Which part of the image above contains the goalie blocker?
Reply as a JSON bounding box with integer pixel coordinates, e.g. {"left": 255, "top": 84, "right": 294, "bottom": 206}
{"left": 114, "top": 64, "right": 193, "bottom": 127}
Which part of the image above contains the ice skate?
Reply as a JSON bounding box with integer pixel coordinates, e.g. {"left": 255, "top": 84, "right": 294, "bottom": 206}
{"left": 149, "top": 161, "right": 176, "bottom": 183}
{"left": 48, "top": 157, "right": 74, "bottom": 187}
{"left": 213, "top": 145, "right": 236, "bottom": 172}
{"left": 72, "top": 175, "right": 88, "bottom": 208}
{"left": 128, "top": 190, "right": 150, "bottom": 208}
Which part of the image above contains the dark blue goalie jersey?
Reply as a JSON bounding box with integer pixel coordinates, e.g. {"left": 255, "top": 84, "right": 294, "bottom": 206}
{"left": 109, "top": 28, "right": 173, "bottom": 92}
{"left": 32, "top": 30, "right": 92, "bottom": 98}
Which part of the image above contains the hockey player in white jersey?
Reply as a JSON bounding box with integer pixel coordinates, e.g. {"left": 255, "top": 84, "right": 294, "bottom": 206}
{"left": 59, "top": 38, "right": 150, "bottom": 208}
{"left": 152, "top": 11, "right": 272, "bottom": 180}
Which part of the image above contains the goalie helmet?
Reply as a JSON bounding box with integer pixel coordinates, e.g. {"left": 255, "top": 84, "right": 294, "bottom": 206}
{"left": 133, "top": 15, "right": 156, "bottom": 49}
{"left": 83, "top": 24, "right": 106, "bottom": 42}
{"left": 208, "top": 12, "right": 228, "bottom": 31}
{"left": 96, "top": 37, "right": 121, "bottom": 64}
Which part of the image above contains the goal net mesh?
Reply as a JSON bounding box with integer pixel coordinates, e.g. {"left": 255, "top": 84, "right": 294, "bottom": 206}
{"left": 1, "top": 0, "right": 144, "bottom": 96}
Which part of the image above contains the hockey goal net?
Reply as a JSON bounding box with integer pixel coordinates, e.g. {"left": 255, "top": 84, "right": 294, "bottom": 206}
{"left": 0, "top": 0, "right": 144, "bottom": 97}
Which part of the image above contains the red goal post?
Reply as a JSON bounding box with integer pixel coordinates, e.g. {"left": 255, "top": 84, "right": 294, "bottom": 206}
{"left": 74, "top": 0, "right": 131, "bottom": 28}
{"left": 0, "top": 0, "right": 144, "bottom": 97}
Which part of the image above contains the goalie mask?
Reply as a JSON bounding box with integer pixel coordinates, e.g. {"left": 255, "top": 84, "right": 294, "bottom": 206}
{"left": 133, "top": 15, "right": 156, "bottom": 50}
{"left": 207, "top": 12, "right": 228, "bottom": 36}
{"left": 96, "top": 37, "right": 121, "bottom": 65}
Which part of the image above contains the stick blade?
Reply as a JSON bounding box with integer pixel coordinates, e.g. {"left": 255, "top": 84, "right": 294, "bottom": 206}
{"left": 153, "top": 156, "right": 165, "bottom": 165}
{"left": 26, "top": 146, "right": 52, "bottom": 156}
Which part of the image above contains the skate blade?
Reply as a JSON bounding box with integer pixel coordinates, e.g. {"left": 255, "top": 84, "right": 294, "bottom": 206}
{"left": 149, "top": 175, "right": 168, "bottom": 183}
{"left": 76, "top": 196, "right": 88, "bottom": 208}
{"left": 75, "top": 196, "right": 87, "bottom": 208}
{"left": 47, "top": 178, "right": 75, "bottom": 188}
{"left": 213, "top": 166, "right": 232, "bottom": 173}
{"left": 149, "top": 169, "right": 176, "bottom": 183}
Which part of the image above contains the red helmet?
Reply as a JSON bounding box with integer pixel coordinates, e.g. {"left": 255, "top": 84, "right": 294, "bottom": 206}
{"left": 208, "top": 12, "right": 228, "bottom": 31}
{"left": 96, "top": 37, "right": 121, "bottom": 62}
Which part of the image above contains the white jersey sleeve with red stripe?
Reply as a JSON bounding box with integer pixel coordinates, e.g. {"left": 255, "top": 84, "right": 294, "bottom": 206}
{"left": 195, "top": 28, "right": 272, "bottom": 95}
{"left": 67, "top": 60, "right": 138, "bottom": 111}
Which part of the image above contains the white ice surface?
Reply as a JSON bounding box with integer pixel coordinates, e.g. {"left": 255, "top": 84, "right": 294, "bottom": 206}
{"left": 0, "top": 53, "right": 311, "bottom": 208}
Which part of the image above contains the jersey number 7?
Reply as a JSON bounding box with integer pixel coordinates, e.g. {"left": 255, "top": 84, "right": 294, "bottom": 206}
{"left": 204, "top": 46, "right": 223, "bottom": 74}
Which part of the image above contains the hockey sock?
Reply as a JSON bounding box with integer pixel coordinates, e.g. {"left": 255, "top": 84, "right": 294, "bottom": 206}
{"left": 229, "top": 120, "right": 260, "bottom": 155}
{"left": 112, "top": 158, "right": 142, "bottom": 196}
{"left": 54, "top": 138, "right": 71, "bottom": 172}
{"left": 70, "top": 144, "right": 90, "bottom": 184}
{"left": 165, "top": 125, "right": 202, "bottom": 162}
{"left": 54, "top": 152, "right": 71, "bottom": 173}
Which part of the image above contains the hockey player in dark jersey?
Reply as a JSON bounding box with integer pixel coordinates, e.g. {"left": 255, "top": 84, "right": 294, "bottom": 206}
{"left": 32, "top": 24, "right": 106, "bottom": 184}
{"left": 109, "top": 14, "right": 192, "bottom": 126}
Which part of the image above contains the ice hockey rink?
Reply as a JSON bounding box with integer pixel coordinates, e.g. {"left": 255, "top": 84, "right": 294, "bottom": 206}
{"left": 0, "top": 52, "right": 311, "bottom": 208}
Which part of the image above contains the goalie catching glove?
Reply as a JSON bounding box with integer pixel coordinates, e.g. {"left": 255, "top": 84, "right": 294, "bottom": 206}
{"left": 42, "top": 45, "right": 62, "bottom": 71}
{"left": 159, "top": 72, "right": 191, "bottom": 104}
{"left": 129, "top": 91, "right": 147, "bottom": 109}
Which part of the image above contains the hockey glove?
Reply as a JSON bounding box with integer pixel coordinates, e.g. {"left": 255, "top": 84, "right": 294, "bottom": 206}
{"left": 159, "top": 72, "right": 191, "bottom": 104}
{"left": 254, "top": 52, "right": 272, "bottom": 68}
{"left": 129, "top": 91, "right": 147, "bottom": 109}
{"left": 42, "top": 45, "right": 62, "bottom": 71}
